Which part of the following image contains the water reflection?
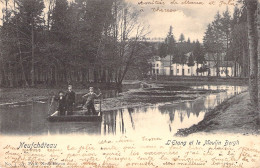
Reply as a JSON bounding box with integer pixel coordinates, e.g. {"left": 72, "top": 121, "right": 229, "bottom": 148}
{"left": 101, "top": 85, "right": 247, "bottom": 136}
{"left": 0, "top": 85, "right": 247, "bottom": 136}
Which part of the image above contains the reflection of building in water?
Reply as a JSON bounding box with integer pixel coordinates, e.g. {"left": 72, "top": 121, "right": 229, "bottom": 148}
{"left": 204, "top": 94, "right": 217, "bottom": 110}
{"left": 158, "top": 99, "right": 206, "bottom": 123}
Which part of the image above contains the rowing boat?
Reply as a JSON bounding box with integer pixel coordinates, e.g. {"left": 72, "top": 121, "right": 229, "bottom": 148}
{"left": 47, "top": 110, "right": 102, "bottom": 122}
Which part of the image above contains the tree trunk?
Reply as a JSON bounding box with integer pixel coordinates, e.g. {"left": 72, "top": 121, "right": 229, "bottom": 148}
{"left": 226, "top": 33, "right": 229, "bottom": 77}
{"left": 247, "top": 0, "right": 258, "bottom": 107}
{"left": 234, "top": 61, "right": 237, "bottom": 77}
{"left": 257, "top": 0, "right": 260, "bottom": 110}
{"left": 0, "top": 54, "right": 6, "bottom": 86}
{"left": 17, "top": 35, "right": 29, "bottom": 87}
{"left": 31, "top": 20, "right": 35, "bottom": 86}
{"left": 8, "top": 62, "right": 13, "bottom": 87}
{"left": 216, "top": 53, "right": 220, "bottom": 77}
{"left": 242, "top": 45, "right": 247, "bottom": 77}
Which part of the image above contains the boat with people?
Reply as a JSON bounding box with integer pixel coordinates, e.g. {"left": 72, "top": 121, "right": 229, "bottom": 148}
{"left": 46, "top": 85, "right": 103, "bottom": 122}
{"left": 47, "top": 109, "right": 102, "bottom": 122}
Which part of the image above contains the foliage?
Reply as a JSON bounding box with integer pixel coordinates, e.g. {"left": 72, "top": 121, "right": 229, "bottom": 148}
{"left": 179, "top": 33, "right": 185, "bottom": 43}
{"left": 0, "top": 0, "right": 149, "bottom": 87}
{"left": 193, "top": 40, "right": 205, "bottom": 64}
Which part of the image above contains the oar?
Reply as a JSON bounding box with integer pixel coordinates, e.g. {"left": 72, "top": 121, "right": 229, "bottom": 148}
{"left": 98, "top": 88, "right": 102, "bottom": 115}
{"left": 47, "top": 96, "right": 54, "bottom": 115}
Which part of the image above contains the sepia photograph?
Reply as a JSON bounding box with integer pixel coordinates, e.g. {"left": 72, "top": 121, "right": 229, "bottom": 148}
{"left": 0, "top": 0, "right": 260, "bottom": 167}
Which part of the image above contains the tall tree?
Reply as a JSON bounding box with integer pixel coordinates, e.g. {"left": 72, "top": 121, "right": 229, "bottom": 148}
{"left": 203, "top": 24, "right": 220, "bottom": 76}
{"left": 16, "top": 0, "right": 45, "bottom": 86}
{"left": 179, "top": 33, "right": 185, "bottom": 43}
{"left": 166, "top": 26, "right": 176, "bottom": 75}
{"left": 246, "top": 0, "right": 258, "bottom": 107}
{"left": 51, "top": 0, "right": 69, "bottom": 43}
{"left": 257, "top": 0, "right": 260, "bottom": 110}
{"left": 187, "top": 37, "right": 191, "bottom": 44}
{"left": 220, "top": 8, "right": 232, "bottom": 77}
{"left": 193, "top": 40, "right": 205, "bottom": 75}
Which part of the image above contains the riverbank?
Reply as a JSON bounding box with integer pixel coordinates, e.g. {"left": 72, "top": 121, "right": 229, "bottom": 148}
{"left": 147, "top": 79, "right": 248, "bottom": 86}
{"left": 0, "top": 82, "right": 219, "bottom": 112}
{"left": 176, "top": 91, "right": 260, "bottom": 136}
{"left": 0, "top": 81, "right": 140, "bottom": 105}
{"left": 147, "top": 76, "right": 248, "bottom": 86}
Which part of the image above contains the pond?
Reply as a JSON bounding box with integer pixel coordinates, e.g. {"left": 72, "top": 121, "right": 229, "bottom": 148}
{"left": 0, "top": 84, "right": 247, "bottom": 136}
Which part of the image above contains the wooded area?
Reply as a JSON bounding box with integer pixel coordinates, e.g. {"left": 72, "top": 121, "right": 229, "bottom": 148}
{"left": 0, "top": 0, "right": 151, "bottom": 88}
{"left": 151, "top": 0, "right": 260, "bottom": 111}
{"left": 1, "top": 0, "right": 260, "bottom": 111}
{"left": 157, "top": 6, "right": 248, "bottom": 77}
{"left": 233, "top": 0, "right": 260, "bottom": 110}
{"left": 203, "top": 6, "right": 249, "bottom": 77}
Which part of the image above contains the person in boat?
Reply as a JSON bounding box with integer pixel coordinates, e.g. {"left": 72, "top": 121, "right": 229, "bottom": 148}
{"left": 53, "top": 91, "right": 66, "bottom": 116}
{"left": 82, "top": 87, "right": 102, "bottom": 115}
{"left": 65, "top": 85, "right": 75, "bottom": 115}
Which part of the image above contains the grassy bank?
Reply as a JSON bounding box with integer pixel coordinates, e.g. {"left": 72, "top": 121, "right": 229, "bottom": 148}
{"left": 176, "top": 92, "right": 260, "bottom": 136}
{"left": 0, "top": 81, "right": 144, "bottom": 105}
{"left": 146, "top": 77, "right": 248, "bottom": 86}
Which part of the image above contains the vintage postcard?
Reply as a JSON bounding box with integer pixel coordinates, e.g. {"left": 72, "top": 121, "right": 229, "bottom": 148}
{"left": 0, "top": 0, "right": 260, "bottom": 167}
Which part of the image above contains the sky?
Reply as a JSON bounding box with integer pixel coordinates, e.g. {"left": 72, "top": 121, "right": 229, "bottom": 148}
{"left": 127, "top": 0, "right": 240, "bottom": 42}
{"left": 0, "top": 0, "right": 240, "bottom": 43}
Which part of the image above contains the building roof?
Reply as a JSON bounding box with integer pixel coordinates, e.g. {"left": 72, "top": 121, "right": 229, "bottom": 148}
{"left": 148, "top": 56, "right": 161, "bottom": 63}
{"left": 161, "top": 55, "right": 172, "bottom": 67}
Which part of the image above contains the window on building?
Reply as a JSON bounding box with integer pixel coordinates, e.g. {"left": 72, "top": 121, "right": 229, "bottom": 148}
{"left": 153, "top": 69, "right": 155, "bottom": 74}
{"left": 156, "top": 64, "right": 159, "bottom": 67}
{"left": 171, "top": 70, "right": 173, "bottom": 75}
{"left": 188, "top": 69, "right": 190, "bottom": 74}
{"left": 177, "top": 69, "right": 179, "bottom": 73}
{"left": 156, "top": 69, "right": 159, "bottom": 74}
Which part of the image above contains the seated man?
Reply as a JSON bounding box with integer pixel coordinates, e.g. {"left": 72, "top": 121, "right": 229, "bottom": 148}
{"left": 53, "top": 91, "right": 66, "bottom": 116}
{"left": 82, "top": 87, "right": 102, "bottom": 115}
{"left": 65, "top": 85, "right": 75, "bottom": 115}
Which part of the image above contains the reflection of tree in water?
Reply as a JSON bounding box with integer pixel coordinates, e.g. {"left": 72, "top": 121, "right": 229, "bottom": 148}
{"left": 119, "top": 109, "right": 125, "bottom": 134}
{"left": 127, "top": 108, "right": 135, "bottom": 130}
{"left": 134, "top": 106, "right": 149, "bottom": 113}
{"left": 158, "top": 105, "right": 175, "bottom": 113}
{"left": 179, "top": 111, "right": 184, "bottom": 123}
{"left": 186, "top": 102, "right": 192, "bottom": 118}
{"left": 103, "top": 110, "right": 117, "bottom": 135}
{"left": 103, "top": 109, "right": 128, "bottom": 135}
{"left": 191, "top": 99, "right": 206, "bottom": 117}
{"left": 169, "top": 109, "right": 176, "bottom": 123}
{"left": 157, "top": 99, "right": 206, "bottom": 123}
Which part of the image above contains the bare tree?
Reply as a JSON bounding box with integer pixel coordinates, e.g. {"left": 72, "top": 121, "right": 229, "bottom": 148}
{"left": 109, "top": 1, "right": 149, "bottom": 86}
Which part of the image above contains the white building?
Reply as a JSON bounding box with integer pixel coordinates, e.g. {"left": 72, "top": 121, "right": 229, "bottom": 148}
{"left": 150, "top": 54, "right": 240, "bottom": 77}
